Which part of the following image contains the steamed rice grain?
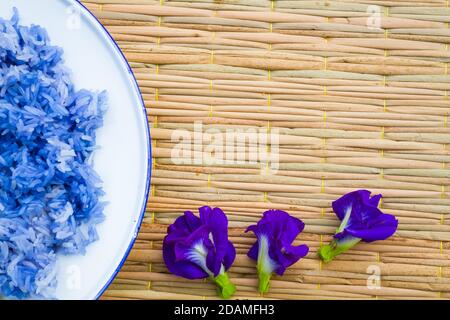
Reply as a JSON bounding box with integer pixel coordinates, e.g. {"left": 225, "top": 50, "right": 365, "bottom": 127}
{"left": 0, "top": 8, "right": 107, "bottom": 299}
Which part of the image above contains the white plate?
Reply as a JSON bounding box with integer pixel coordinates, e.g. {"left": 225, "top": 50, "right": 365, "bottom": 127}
{"left": 0, "top": 0, "right": 151, "bottom": 299}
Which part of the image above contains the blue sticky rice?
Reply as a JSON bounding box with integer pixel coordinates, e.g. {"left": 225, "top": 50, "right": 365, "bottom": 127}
{"left": 0, "top": 8, "right": 107, "bottom": 299}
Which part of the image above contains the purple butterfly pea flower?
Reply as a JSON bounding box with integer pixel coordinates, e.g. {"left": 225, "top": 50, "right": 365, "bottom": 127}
{"left": 163, "top": 206, "right": 236, "bottom": 299}
{"left": 246, "top": 210, "right": 309, "bottom": 293}
{"left": 318, "top": 190, "right": 399, "bottom": 263}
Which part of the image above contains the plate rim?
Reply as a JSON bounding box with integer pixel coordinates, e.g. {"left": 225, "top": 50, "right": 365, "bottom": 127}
{"left": 69, "top": 0, "right": 152, "bottom": 300}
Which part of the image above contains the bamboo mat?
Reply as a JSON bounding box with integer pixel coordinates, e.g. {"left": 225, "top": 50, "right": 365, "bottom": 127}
{"left": 81, "top": 0, "right": 450, "bottom": 300}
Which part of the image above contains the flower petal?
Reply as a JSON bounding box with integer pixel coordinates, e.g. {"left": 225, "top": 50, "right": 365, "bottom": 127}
{"left": 368, "top": 193, "right": 382, "bottom": 207}
{"left": 274, "top": 243, "right": 309, "bottom": 275}
{"left": 347, "top": 215, "right": 398, "bottom": 242}
{"left": 281, "top": 214, "right": 305, "bottom": 247}
{"left": 165, "top": 211, "right": 201, "bottom": 242}
{"left": 173, "top": 224, "right": 209, "bottom": 256}
{"left": 332, "top": 190, "right": 367, "bottom": 221}
{"left": 162, "top": 241, "right": 208, "bottom": 279}
{"left": 200, "top": 206, "right": 231, "bottom": 276}
{"left": 222, "top": 240, "right": 236, "bottom": 271}
{"left": 247, "top": 241, "right": 258, "bottom": 261}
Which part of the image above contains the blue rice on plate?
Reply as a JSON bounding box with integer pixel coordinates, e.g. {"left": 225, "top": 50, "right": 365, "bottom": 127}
{"left": 0, "top": 8, "right": 107, "bottom": 298}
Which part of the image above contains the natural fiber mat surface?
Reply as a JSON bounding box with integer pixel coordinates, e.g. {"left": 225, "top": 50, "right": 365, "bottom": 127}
{"left": 82, "top": 0, "right": 450, "bottom": 300}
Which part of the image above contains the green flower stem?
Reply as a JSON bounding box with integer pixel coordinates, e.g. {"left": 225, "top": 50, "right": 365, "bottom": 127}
{"left": 318, "top": 237, "right": 361, "bottom": 263}
{"left": 212, "top": 272, "right": 236, "bottom": 299}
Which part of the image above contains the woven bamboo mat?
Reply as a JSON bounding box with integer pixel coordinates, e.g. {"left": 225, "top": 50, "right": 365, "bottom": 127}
{"left": 82, "top": 0, "right": 450, "bottom": 300}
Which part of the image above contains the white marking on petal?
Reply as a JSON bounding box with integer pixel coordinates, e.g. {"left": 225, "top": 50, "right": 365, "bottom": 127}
{"left": 185, "top": 241, "right": 226, "bottom": 277}
{"left": 337, "top": 205, "right": 352, "bottom": 233}
{"left": 257, "top": 235, "right": 278, "bottom": 274}
{"left": 185, "top": 241, "right": 212, "bottom": 276}
{"left": 219, "top": 264, "right": 225, "bottom": 276}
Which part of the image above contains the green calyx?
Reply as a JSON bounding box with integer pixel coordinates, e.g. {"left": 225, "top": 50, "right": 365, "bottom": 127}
{"left": 318, "top": 237, "right": 361, "bottom": 263}
{"left": 258, "top": 271, "right": 272, "bottom": 294}
{"left": 212, "top": 272, "right": 236, "bottom": 299}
